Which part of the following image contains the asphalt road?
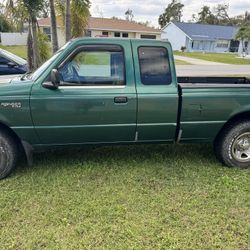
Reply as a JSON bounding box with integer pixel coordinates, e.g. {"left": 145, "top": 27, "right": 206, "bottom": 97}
{"left": 176, "top": 65, "right": 250, "bottom": 76}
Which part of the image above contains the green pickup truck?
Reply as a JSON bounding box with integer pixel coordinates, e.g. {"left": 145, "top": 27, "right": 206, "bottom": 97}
{"left": 0, "top": 38, "right": 250, "bottom": 179}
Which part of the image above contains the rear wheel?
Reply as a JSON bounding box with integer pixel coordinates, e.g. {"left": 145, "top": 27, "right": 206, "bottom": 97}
{"left": 215, "top": 120, "right": 250, "bottom": 168}
{"left": 0, "top": 130, "right": 18, "bottom": 179}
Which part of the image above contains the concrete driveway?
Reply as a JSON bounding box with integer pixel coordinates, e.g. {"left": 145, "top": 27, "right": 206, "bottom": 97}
{"left": 175, "top": 55, "right": 229, "bottom": 66}
{"left": 175, "top": 54, "right": 250, "bottom": 76}
{"left": 176, "top": 65, "right": 250, "bottom": 76}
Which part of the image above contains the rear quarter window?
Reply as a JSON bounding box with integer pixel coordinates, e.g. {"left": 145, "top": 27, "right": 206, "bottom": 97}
{"left": 138, "top": 46, "right": 172, "bottom": 85}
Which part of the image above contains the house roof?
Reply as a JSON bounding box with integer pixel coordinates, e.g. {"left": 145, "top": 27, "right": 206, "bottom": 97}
{"left": 86, "top": 17, "right": 160, "bottom": 33}
{"left": 38, "top": 16, "right": 63, "bottom": 27}
{"left": 170, "top": 22, "right": 239, "bottom": 41}
{"left": 38, "top": 17, "right": 160, "bottom": 34}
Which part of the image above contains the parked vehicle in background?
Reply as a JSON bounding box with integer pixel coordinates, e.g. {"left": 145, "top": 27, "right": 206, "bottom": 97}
{"left": 0, "top": 38, "right": 249, "bottom": 179}
{"left": 0, "top": 49, "right": 28, "bottom": 75}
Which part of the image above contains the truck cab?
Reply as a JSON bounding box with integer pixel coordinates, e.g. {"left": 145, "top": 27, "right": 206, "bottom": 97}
{"left": 30, "top": 38, "right": 179, "bottom": 145}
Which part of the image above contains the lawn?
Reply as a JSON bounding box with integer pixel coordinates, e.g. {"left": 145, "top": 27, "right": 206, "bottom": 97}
{"left": 0, "top": 144, "right": 249, "bottom": 249}
{"left": 174, "top": 51, "right": 250, "bottom": 65}
{"left": 0, "top": 45, "right": 27, "bottom": 59}
{"left": 175, "top": 59, "right": 192, "bottom": 65}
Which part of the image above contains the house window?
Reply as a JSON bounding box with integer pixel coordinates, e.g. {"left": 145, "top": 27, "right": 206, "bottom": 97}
{"left": 114, "top": 32, "right": 120, "bottom": 37}
{"left": 140, "top": 35, "right": 156, "bottom": 39}
{"left": 43, "top": 27, "right": 51, "bottom": 41}
{"left": 85, "top": 30, "right": 91, "bottom": 37}
{"left": 122, "top": 33, "right": 128, "bottom": 38}
{"left": 216, "top": 40, "right": 229, "bottom": 48}
{"left": 102, "top": 31, "right": 108, "bottom": 36}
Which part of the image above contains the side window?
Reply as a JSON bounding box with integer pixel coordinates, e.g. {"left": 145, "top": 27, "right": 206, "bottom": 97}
{"left": 138, "top": 46, "right": 171, "bottom": 85}
{"left": 0, "top": 56, "right": 10, "bottom": 65}
{"left": 58, "top": 45, "right": 125, "bottom": 86}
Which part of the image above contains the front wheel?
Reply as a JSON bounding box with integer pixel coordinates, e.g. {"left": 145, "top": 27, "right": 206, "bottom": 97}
{"left": 0, "top": 130, "right": 18, "bottom": 179}
{"left": 215, "top": 120, "right": 250, "bottom": 168}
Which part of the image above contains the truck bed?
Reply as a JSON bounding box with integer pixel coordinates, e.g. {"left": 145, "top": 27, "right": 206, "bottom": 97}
{"left": 178, "top": 77, "right": 250, "bottom": 88}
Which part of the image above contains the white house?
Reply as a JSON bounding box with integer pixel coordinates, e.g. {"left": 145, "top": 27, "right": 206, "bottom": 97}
{"left": 38, "top": 17, "right": 161, "bottom": 47}
{"left": 161, "top": 21, "right": 241, "bottom": 53}
{"left": 85, "top": 17, "right": 161, "bottom": 39}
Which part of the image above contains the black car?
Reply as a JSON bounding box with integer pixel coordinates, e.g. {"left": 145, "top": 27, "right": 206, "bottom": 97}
{"left": 0, "top": 49, "right": 28, "bottom": 75}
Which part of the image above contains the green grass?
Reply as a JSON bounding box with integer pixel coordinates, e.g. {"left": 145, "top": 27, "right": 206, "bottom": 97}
{"left": 0, "top": 144, "right": 249, "bottom": 249}
{"left": 0, "top": 45, "right": 27, "bottom": 59}
{"left": 175, "top": 59, "right": 192, "bottom": 65}
{"left": 174, "top": 51, "right": 250, "bottom": 65}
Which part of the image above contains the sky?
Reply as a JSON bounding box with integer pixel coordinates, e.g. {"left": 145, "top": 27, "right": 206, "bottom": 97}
{"left": 90, "top": 0, "right": 250, "bottom": 27}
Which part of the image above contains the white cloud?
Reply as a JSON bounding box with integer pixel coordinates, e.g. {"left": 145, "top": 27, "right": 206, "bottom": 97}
{"left": 90, "top": 0, "right": 250, "bottom": 27}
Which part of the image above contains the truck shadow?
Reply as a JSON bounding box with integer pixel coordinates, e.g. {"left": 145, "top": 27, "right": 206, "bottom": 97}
{"left": 17, "top": 143, "right": 220, "bottom": 174}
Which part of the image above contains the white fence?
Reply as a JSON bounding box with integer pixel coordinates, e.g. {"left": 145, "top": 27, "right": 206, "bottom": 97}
{"left": 0, "top": 32, "right": 28, "bottom": 46}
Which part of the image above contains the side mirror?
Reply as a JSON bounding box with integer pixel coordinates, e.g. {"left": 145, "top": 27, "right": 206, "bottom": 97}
{"left": 42, "top": 69, "right": 60, "bottom": 90}
{"left": 51, "top": 69, "right": 60, "bottom": 87}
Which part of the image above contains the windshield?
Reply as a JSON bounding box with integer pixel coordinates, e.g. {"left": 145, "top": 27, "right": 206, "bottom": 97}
{"left": 1, "top": 49, "right": 27, "bottom": 65}
{"left": 28, "top": 41, "right": 72, "bottom": 81}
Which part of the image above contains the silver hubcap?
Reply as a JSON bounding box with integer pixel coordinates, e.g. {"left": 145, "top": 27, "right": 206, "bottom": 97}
{"left": 232, "top": 132, "right": 250, "bottom": 162}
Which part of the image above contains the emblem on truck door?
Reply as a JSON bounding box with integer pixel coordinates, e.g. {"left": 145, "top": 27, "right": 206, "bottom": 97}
{"left": 0, "top": 102, "right": 22, "bottom": 108}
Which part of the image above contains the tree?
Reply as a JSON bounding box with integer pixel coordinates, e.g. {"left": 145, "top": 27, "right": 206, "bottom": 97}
{"left": 65, "top": 0, "right": 71, "bottom": 41}
{"left": 158, "top": 0, "right": 184, "bottom": 28}
{"left": 24, "top": 0, "right": 43, "bottom": 69}
{"left": 37, "top": 30, "right": 51, "bottom": 62}
{"left": 56, "top": 0, "right": 90, "bottom": 41}
{"left": 5, "top": 0, "right": 45, "bottom": 69}
{"left": 71, "top": 0, "right": 90, "bottom": 38}
{"left": 0, "top": 14, "right": 14, "bottom": 32}
{"left": 213, "top": 4, "right": 231, "bottom": 25}
{"left": 55, "top": 0, "right": 66, "bottom": 25}
{"left": 125, "top": 8, "right": 134, "bottom": 22}
{"left": 236, "top": 26, "right": 250, "bottom": 56}
{"left": 49, "top": 0, "right": 59, "bottom": 53}
{"left": 197, "top": 6, "right": 218, "bottom": 24}
{"left": 137, "top": 20, "right": 151, "bottom": 27}
{"left": 40, "top": 0, "right": 50, "bottom": 18}
{"left": 243, "top": 11, "right": 250, "bottom": 25}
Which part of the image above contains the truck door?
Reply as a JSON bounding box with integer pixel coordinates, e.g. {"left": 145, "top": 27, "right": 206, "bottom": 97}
{"left": 131, "top": 40, "right": 179, "bottom": 142}
{"left": 30, "top": 42, "right": 137, "bottom": 144}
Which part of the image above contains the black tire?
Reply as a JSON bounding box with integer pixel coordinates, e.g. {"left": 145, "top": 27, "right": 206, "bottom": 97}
{"left": 0, "top": 130, "right": 18, "bottom": 179}
{"left": 214, "top": 119, "right": 250, "bottom": 168}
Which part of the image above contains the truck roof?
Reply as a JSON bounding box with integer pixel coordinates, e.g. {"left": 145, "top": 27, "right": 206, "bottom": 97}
{"left": 70, "top": 37, "right": 171, "bottom": 46}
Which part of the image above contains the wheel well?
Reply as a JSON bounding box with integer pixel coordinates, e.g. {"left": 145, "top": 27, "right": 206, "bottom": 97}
{"left": 0, "top": 123, "right": 34, "bottom": 166}
{"left": 0, "top": 122, "right": 21, "bottom": 146}
{"left": 214, "top": 111, "right": 250, "bottom": 144}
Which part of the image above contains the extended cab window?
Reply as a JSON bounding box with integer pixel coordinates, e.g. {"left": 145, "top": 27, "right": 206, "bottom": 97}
{"left": 58, "top": 45, "right": 125, "bottom": 86}
{"left": 138, "top": 46, "right": 171, "bottom": 85}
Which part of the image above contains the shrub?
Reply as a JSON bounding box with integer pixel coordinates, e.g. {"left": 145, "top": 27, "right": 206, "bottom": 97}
{"left": 37, "top": 31, "right": 51, "bottom": 65}
{"left": 180, "top": 46, "right": 186, "bottom": 52}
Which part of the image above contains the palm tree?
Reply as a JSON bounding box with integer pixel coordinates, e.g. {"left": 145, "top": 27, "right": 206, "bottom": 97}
{"left": 236, "top": 26, "right": 250, "bottom": 56}
{"left": 56, "top": 0, "right": 90, "bottom": 42}
{"left": 65, "top": 0, "right": 71, "bottom": 41}
{"left": 5, "top": 0, "right": 44, "bottom": 69}
{"left": 71, "top": 0, "right": 90, "bottom": 37}
{"left": 49, "top": 0, "right": 59, "bottom": 53}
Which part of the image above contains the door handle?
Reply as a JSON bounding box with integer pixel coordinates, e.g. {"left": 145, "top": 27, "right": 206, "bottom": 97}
{"left": 114, "top": 96, "right": 128, "bottom": 104}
